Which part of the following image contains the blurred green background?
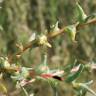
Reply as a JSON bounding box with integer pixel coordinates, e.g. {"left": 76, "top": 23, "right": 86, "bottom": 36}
{"left": 0, "top": 0, "right": 96, "bottom": 96}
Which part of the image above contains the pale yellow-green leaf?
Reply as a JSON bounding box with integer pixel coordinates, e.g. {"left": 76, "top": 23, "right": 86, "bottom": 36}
{"left": 0, "top": 82, "right": 7, "bottom": 93}
{"left": 64, "top": 25, "right": 77, "bottom": 42}
{"left": 76, "top": 3, "right": 87, "bottom": 23}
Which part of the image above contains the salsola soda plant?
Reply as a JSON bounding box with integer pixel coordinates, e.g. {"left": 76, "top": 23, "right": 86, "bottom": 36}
{"left": 0, "top": 2, "right": 96, "bottom": 96}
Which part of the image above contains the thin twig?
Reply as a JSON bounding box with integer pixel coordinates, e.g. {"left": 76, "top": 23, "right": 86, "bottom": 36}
{"left": 77, "top": 18, "right": 96, "bottom": 29}
{"left": 9, "top": 18, "right": 96, "bottom": 61}
{"left": 20, "top": 84, "right": 29, "bottom": 96}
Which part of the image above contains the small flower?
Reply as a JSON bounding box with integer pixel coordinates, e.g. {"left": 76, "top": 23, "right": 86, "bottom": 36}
{"left": 39, "top": 35, "right": 52, "bottom": 48}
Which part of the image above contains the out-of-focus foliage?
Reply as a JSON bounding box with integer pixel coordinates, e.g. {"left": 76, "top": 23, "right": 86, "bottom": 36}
{"left": 0, "top": 0, "right": 96, "bottom": 96}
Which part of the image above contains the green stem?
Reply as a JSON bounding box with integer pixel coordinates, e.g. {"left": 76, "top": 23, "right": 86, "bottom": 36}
{"left": 80, "top": 83, "right": 96, "bottom": 96}
{"left": 20, "top": 84, "right": 29, "bottom": 96}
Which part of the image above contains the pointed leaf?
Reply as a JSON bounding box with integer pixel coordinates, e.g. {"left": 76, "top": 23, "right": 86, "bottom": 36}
{"left": 29, "top": 33, "right": 36, "bottom": 42}
{"left": 50, "top": 21, "right": 60, "bottom": 32}
{"left": 80, "top": 83, "right": 96, "bottom": 96}
{"left": 76, "top": 3, "right": 87, "bottom": 23}
{"left": 65, "top": 64, "right": 84, "bottom": 83}
{"left": 64, "top": 25, "right": 77, "bottom": 42}
{"left": 85, "top": 13, "right": 96, "bottom": 22}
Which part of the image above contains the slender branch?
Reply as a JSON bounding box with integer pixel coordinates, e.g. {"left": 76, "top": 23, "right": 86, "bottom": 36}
{"left": 16, "top": 42, "right": 34, "bottom": 57}
{"left": 49, "top": 18, "right": 96, "bottom": 38}
{"left": 20, "top": 85, "right": 29, "bottom": 96}
{"left": 77, "top": 18, "right": 96, "bottom": 29}
{"left": 10, "top": 18, "right": 96, "bottom": 61}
